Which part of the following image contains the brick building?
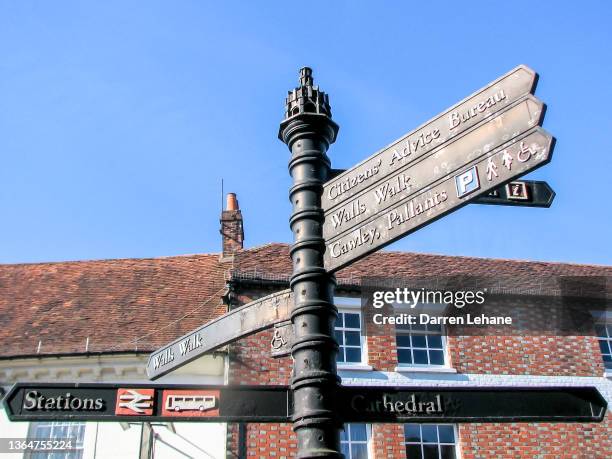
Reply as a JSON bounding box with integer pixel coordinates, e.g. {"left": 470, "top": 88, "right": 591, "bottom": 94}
{"left": 1, "top": 195, "right": 611, "bottom": 458}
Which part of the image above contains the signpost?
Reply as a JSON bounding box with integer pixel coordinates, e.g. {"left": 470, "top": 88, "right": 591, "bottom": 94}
{"left": 146, "top": 289, "right": 292, "bottom": 379}
{"left": 4, "top": 383, "right": 605, "bottom": 424}
{"left": 9, "top": 66, "right": 598, "bottom": 459}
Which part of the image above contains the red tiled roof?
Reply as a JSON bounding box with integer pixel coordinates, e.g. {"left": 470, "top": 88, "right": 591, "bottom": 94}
{"left": 233, "top": 243, "right": 612, "bottom": 283}
{"left": 1, "top": 243, "right": 610, "bottom": 358}
{"left": 0, "top": 254, "right": 229, "bottom": 357}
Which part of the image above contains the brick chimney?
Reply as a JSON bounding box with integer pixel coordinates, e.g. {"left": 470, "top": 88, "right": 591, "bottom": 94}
{"left": 220, "top": 192, "right": 244, "bottom": 258}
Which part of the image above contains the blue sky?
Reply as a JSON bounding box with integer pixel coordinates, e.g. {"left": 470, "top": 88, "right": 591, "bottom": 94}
{"left": 1, "top": 1, "right": 611, "bottom": 265}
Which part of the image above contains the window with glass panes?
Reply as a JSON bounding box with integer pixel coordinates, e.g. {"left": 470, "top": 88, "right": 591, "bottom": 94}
{"left": 404, "top": 424, "right": 456, "bottom": 459}
{"left": 595, "top": 322, "right": 612, "bottom": 370}
{"left": 396, "top": 322, "right": 445, "bottom": 366}
{"left": 335, "top": 310, "right": 363, "bottom": 364}
{"left": 26, "top": 421, "right": 85, "bottom": 459}
{"left": 340, "top": 423, "right": 369, "bottom": 459}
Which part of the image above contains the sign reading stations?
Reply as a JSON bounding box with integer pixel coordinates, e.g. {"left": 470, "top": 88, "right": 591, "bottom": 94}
{"left": 3, "top": 383, "right": 289, "bottom": 423}
{"left": 146, "top": 289, "right": 292, "bottom": 380}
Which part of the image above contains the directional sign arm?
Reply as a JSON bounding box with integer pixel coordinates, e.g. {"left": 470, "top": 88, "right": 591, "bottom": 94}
{"left": 147, "top": 289, "right": 292, "bottom": 379}
{"left": 474, "top": 180, "right": 555, "bottom": 207}
{"left": 328, "top": 172, "right": 556, "bottom": 208}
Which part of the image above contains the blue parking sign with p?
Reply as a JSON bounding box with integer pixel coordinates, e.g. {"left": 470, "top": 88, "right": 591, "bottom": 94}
{"left": 455, "top": 166, "right": 480, "bottom": 198}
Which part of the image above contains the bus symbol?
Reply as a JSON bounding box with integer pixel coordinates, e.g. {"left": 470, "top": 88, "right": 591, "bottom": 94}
{"left": 165, "top": 394, "right": 217, "bottom": 412}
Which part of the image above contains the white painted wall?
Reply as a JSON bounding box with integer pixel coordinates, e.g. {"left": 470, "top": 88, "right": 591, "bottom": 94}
{"left": 0, "top": 353, "right": 227, "bottom": 458}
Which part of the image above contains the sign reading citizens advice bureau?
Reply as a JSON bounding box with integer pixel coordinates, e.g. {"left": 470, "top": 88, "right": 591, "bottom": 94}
{"left": 323, "top": 66, "right": 554, "bottom": 272}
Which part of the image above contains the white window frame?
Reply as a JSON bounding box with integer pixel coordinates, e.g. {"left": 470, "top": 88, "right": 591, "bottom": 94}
{"left": 340, "top": 423, "right": 372, "bottom": 459}
{"left": 403, "top": 423, "right": 460, "bottom": 459}
{"left": 394, "top": 302, "right": 456, "bottom": 373}
{"left": 335, "top": 296, "right": 371, "bottom": 371}
{"left": 25, "top": 421, "right": 86, "bottom": 459}
{"left": 593, "top": 310, "right": 612, "bottom": 378}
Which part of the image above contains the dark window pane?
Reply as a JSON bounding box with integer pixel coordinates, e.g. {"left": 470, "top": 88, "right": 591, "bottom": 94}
{"left": 440, "top": 445, "right": 456, "bottom": 459}
{"left": 603, "top": 354, "right": 612, "bottom": 362}
{"left": 350, "top": 424, "right": 367, "bottom": 441}
{"left": 352, "top": 443, "right": 368, "bottom": 459}
{"left": 341, "top": 443, "right": 349, "bottom": 458}
{"left": 337, "top": 348, "right": 346, "bottom": 363}
{"left": 405, "top": 444, "right": 422, "bottom": 459}
{"left": 346, "top": 331, "right": 361, "bottom": 346}
{"left": 404, "top": 424, "right": 420, "bottom": 442}
{"left": 429, "top": 350, "right": 445, "bottom": 365}
{"left": 398, "top": 349, "right": 412, "bottom": 364}
{"left": 338, "top": 313, "right": 345, "bottom": 327}
{"left": 605, "top": 360, "right": 612, "bottom": 369}
{"left": 345, "top": 313, "right": 360, "bottom": 329}
{"left": 599, "top": 340, "right": 611, "bottom": 355}
{"left": 413, "top": 349, "right": 428, "bottom": 364}
{"left": 423, "top": 444, "right": 439, "bottom": 459}
{"left": 438, "top": 425, "right": 455, "bottom": 443}
{"left": 340, "top": 427, "right": 347, "bottom": 442}
{"left": 411, "top": 335, "right": 426, "bottom": 348}
{"left": 346, "top": 347, "right": 361, "bottom": 363}
{"left": 421, "top": 425, "right": 438, "bottom": 443}
{"left": 335, "top": 330, "right": 344, "bottom": 345}
{"left": 397, "top": 335, "right": 411, "bottom": 347}
{"left": 594, "top": 324, "right": 607, "bottom": 337}
{"left": 427, "top": 335, "right": 443, "bottom": 349}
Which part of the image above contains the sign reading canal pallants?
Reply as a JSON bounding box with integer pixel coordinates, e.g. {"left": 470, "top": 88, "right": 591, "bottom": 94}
{"left": 324, "top": 127, "right": 554, "bottom": 272}
{"left": 147, "top": 289, "right": 292, "bottom": 380}
{"left": 3, "top": 383, "right": 289, "bottom": 423}
{"left": 322, "top": 65, "right": 537, "bottom": 212}
{"left": 4, "top": 383, "right": 605, "bottom": 423}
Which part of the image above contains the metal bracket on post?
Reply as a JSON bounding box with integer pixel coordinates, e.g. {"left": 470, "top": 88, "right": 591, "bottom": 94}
{"left": 278, "top": 67, "right": 342, "bottom": 459}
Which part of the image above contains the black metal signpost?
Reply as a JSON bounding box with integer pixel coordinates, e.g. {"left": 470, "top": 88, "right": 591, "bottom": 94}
{"left": 4, "top": 383, "right": 606, "bottom": 424}
{"left": 5, "top": 66, "right": 607, "bottom": 459}
{"left": 278, "top": 68, "right": 343, "bottom": 459}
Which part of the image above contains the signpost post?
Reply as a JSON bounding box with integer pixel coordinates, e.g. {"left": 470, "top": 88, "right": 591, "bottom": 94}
{"left": 278, "top": 67, "right": 343, "bottom": 459}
